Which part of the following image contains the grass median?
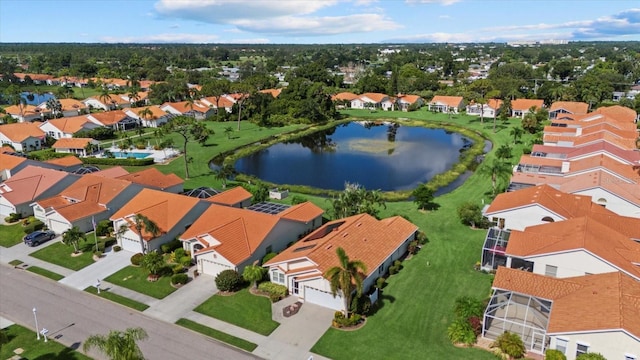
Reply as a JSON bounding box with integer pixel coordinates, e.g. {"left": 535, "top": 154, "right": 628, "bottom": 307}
{"left": 176, "top": 318, "right": 257, "bottom": 352}
{"left": 84, "top": 286, "right": 149, "bottom": 311}
{"left": 25, "top": 266, "right": 64, "bottom": 281}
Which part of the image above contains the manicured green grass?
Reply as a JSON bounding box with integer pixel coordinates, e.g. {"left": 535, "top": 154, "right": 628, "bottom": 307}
{"left": 175, "top": 318, "right": 257, "bottom": 352}
{"left": 0, "top": 324, "right": 91, "bottom": 360}
{"left": 25, "top": 266, "right": 64, "bottom": 281}
{"left": 194, "top": 288, "right": 279, "bottom": 336}
{"left": 309, "top": 109, "right": 533, "bottom": 360}
{"left": 104, "top": 265, "right": 176, "bottom": 299}
{"left": 84, "top": 286, "right": 150, "bottom": 311}
{"left": 0, "top": 222, "right": 26, "bottom": 247}
{"left": 9, "top": 259, "right": 23, "bottom": 266}
{"left": 29, "top": 239, "right": 97, "bottom": 271}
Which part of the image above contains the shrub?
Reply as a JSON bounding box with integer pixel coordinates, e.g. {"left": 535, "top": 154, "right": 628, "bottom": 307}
{"left": 161, "top": 239, "right": 182, "bottom": 254}
{"left": 23, "top": 220, "right": 44, "bottom": 234}
{"left": 388, "top": 265, "right": 399, "bottom": 275}
{"left": 350, "top": 295, "right": 372, "bottom": 316}
{"left": 258, "top": 281, "right": 288, "bottom": 302}
{"left": 492, "top": 331, "right": 525, "bottom": 359}
{"left": 332, "top": 312, "right": 362, "bottom": 328}
{"left": 375, "top": 277, "right": 385, "bottom": 289}
{"left": 215, "top": 269, "right": 244, "bottom": 292}
{"left": 6, "top": 213, "right": 21, "bottom": 223}
{"left": 447, "top": 319, "right": 476, "bottom": 345}
{"left": 262, "top": 252, "right": 277, "bottom": 264}
{"left": 179, "top": 256, "right": 192, "bottom": 267}
{"left": 172, "top": 264, "right": 185, "bottom": 274}
{"left": 545, "top": 349, "right": 567, "bottom": 360}
{"left": 113, "top": 245, "right": 122, "bottom": 252}
{"left": 93, "top": 251, "right": 103, "bottom": 258}
{"left": 408, "top": 240, "right": 419, "bottom": 255}
{"left": 467, "top": 316, "right": 482, "bottom": 336}
{"left": 81, "top": 157, "right": 154, "bottom": 166}
{"left": 576, "top": 354, "right": 607, "bottom": 360}
{"left": 130, "top": 253, "right": 144, "bottom": 266}
{"left": 95, "top": 220, "right": 111, "bottom": 236}
{"left": 171, "top": 273, "right": 188, "bottom": 285}
{"left": 290, "top": 195, "right": 307, "bottom": 205}
{"left": 454, "top": 296, "right": 485, "bottom": 320}
{"left": 102, "top": 237, "right": 116, "bottom": 248}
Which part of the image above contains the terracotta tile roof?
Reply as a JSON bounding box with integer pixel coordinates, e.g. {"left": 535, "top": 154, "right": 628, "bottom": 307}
{"left": 206, "top": 186, "right": 252, "bottom": 206}
{"left": 397, "top": 94, "right": 422, "bottom": 104}
{"left": 486, "top": 98, "right": 503, "bottom": 110}
{"left": 0, "top": 165, "right": 75, "bottom": 205}
{"left": 201, "top": 96, "right": 235, "bottom": 109}
{"left": 360, "top": 93, "right": 389, "bottom": 103}
{"left": 265, "top": 214, "right": 418, "bottom": 277}
{"left": 511, "top": 99, "right": 544, "bottom": 111}
{"left": 430, "top": 95, "right": 464, "bottom": 107}
{"left": 559, "top": 172, "right": 640, "bottom": 207}
{"left": 116, "top": 168, "right": 183, "bottom": 190}
{"left": 278, "top": 202, "right": 324, "bottom": 223}
{"left": 127, "top": 106, "right": 168, "bottom": 119}
{"left": 110, "top": 189, "right": 201, "bottom": 240}
{"left": 485, "top": 184, "right": 599, "bottom": 219}
{"left": 57, "top": 98, "right": 87, "bottom": 112}
{"left": 13, "top": 73, "right": 53, "bottom": 81}
{"left": 331, "top": 92, "right": 360, "bottom": 101}
{"left": 88, "top": 110, "right": 130, "bottom": 126}
{"left": 259, "top": 88, "right": 282, "bottom": 98}
{"left": 181, "top": 204, "right": 280, "bottom": 264}
{"left": 44, "top": 156, "right": 83, "bottom": 167}
{"left": 549, "top": 101, "right": 589, "bottom": 114}
{"left": 565, "top": 154, "right": 640, "bottom": 181}
{"left": 0, "top": 152, "right": 26, "bottom": 171}
{"left": 492, "top": 267, "right": 640, "bottom": 337}
{"left": 4, "top": 104, "right": 49, "bottom": 118}
{"left": 594, "top": 105, "right": 637, "bottom": 123}
{"left": 1, "top": 145, "right": 13, "bottom": 153}
{"left": 92, "top": 166, "right": 130, "bottom": 178}
{"left": 161, "top": 100, "right": 210, "bottom": 114}
{"left": 0, "top": 123, "right": 46, "bottom": 142}
{"left": 43, "top": 116, "right": 92, "bottom": 134}
{"left": 517, "top": 154, "right": 565, "bottom": 167}
{"left": 545, "top": 131, "right": 638, "bottom": 150}
{"left": 52, "top": 138, "right": 95, "bottom": 150}
{"left": 88, "top": 95, "right": 129, "bottom": 106}
{"left": 35, "top": 174, "right": 133, "bottom": 222}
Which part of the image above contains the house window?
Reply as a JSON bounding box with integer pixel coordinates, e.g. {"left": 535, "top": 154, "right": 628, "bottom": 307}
{"left": 545, "top": 265, "right": 558, "bottom": 277}
{"left": 576, "top": 343, "right": 589, "bottom": 357}
{"left": 271, "top": 270, "right": 284, "bottom": 284}
{"left": 555, "top": 338, "right": 568, "bottom": 354}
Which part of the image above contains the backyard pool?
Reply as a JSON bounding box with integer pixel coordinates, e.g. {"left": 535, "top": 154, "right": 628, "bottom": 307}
{"left": 111, "top": 151, "right": 152, "bottom": 159}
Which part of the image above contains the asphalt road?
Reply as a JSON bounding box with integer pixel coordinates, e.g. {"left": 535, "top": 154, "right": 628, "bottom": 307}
{"left": 0, "top": 264, "right": 260, "bottom": 360}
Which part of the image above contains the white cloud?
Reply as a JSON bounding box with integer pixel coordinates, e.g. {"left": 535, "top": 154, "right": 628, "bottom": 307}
{"left": 233, "top": 14, "right": 400, "bottom": 36}
{"left": 406, "top": 0, "right": 461, "bottom": 6}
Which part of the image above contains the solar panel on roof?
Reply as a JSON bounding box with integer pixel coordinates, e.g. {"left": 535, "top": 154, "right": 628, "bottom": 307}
{"left": 247, "top": 201, "right": 291, "bottom": 215}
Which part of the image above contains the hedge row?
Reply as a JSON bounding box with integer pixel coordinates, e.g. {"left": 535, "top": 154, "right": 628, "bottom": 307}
{"left": 81, "top": 157, "right": 155, "bottom": 166}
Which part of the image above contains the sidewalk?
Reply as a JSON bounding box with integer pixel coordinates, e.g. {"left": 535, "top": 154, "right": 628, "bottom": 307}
{"left": 58, "top": 249, "right": 131, "bottom": 290}
{"left": 0, "top": 238, "right": 74, "bottom": 278}
{"left": 143, "top": 273, "right": 218, "bottom": 322}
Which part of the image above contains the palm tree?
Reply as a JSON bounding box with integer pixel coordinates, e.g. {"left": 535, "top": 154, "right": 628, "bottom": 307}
{"left": 324, "top": 247, "right": 367, "bottom": 316}
{"left": 137, "top": 107, "right": 153, "bottom": 127}
{"left": 224, "top": 126, "right": 233, "bottom": 139}
{"left": 141, "top": 251, "right": 165, "bottom": 280}
{"left": 509, "top": 127, "right": 524, "bottom": 145}
{"left": 480, "top": 159, "right": 513, "bottom": 196}
{"left": 243, "top": 263, "right": 265, "bottom": 290}
{"left": 99, "top": 89, "right": 114, "bottom": 110}
{"left": 213, "top": 164, "right": 236, "bottom": 188}
{"left": 83, "top": 327, "right": 148, "bottom": 360}
{"left": 132, "top": 214, "right": 160, "bottom": 254}
{"left": 62, "top": 226, "right": 86, "bottom": 254}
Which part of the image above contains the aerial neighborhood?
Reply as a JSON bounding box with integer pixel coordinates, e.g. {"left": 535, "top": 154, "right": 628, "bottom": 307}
{"left": 0, "top": 37, "right": 640, "bottom": 360}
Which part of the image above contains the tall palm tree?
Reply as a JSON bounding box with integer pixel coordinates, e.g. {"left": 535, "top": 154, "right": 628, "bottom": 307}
{"left": 62, "top": 226, "right": 86, "bottom": 254}
{"left": 132, "top": 214, "right": 160, "bottom": 254}
{"left": 83, "top": 327, "right": 148, "bottom": 360}
{"left": 213, "top": 164, "right": 236, "bottom": 188}
{"left": 324, "top": 247, "right": 367, "bottom": 316}
{"left": 137, "top": 107, "right": 153, "bottom": 127}
{"left": 480, "top": 159, "right": 513, "bottom": 196}
{"left": 99, "top": 89, "right": 113, "bottom": 110}
{"left": 509, "top": 127, "right": 524, "bottom": 145}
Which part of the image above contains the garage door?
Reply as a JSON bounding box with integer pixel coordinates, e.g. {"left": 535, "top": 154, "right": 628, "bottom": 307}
{"left": 48, "top": 219, "right": 70, "bottom": 235}
{"left": 121, "top": 236, "right": 142, "bottom": 253}
{"left": 199, "top": 258, "right": 232, "bottom": 278}
{"left": 304, "top": 286, "right": 344, "bottom": 311}
{"left": 0, "top": 203, "right": 15, "bottom": 217}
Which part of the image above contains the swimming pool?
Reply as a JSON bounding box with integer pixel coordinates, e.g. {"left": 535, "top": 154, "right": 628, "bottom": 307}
{"left": 110, "top": 151, "right": 152, "bottom": 159}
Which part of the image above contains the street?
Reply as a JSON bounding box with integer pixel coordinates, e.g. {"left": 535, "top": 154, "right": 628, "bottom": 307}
{"left": 0, "top": 264, "right": 260, "bottom": 360}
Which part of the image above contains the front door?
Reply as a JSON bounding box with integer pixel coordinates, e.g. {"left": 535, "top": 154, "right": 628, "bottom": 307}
{"left": 292, "top": 279, "right": 299, "bottom": 295}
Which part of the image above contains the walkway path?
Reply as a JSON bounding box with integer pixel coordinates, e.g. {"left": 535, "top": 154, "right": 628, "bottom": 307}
{"left": 58, "top": 249, "right": 131, "bottom": 290}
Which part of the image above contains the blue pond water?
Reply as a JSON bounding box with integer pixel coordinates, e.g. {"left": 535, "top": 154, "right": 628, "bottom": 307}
{"left": 20, "top": 92, "right": 56, "bottom": 105}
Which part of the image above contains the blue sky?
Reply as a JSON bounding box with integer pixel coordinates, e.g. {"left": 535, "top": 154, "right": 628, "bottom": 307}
{"left": 1, "top": 0, "right": 639, "bottom": 44}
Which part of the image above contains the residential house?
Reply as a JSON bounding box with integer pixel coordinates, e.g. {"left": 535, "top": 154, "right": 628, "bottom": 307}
{"left": 548, "top": 101, "right": 589, "bottom": 119}
{"left": 39, "top": 116, "right": 100, "bottom": 139}
{"left": 0, "top": 165, "right": 79, "bottom": 217}
{"left": 84, "top": 95, "right": 131, "bottom": 111}
{"left": 13, "top": 73, "right": 53, "bottom": 85}
{"left": 110, "top": 189, "right": 211, "bottom": 253}
{"left": 199, "top": 96, "right": 235, "bottom": 114}
{"left": 593, "top": 104, "right": 638, "bottom": 124}
{"left": 428, "top": 95, "right": 465, "bottom": 113}
{"left": 530, "top": 142, "right": 640, "bottom": 165}
{"left": 180, "top": 201, "right": 324, "bottom": 278}
{"left": 116, "top": 168, "right": 184, "bottom": 193}
{"left": 396, "top": 94, "right": 424, "bottom": 112}
{"left": 264, "top": 214, "right": 418, "bottom": 311}
{"left": 32, "top": 174, "right": 144, "bottom": 234}
{"left": 466, "top": 99, "right": 502, "bottom": 118}
{"left": 351, "top": 93, "right": 394, "bottom": 111}
{"left": 0, "top": 152, "right": 27, "bottom": 181}
{"left": 484, "top": 267, "right": 640, "bottom": 359}
{"left": 52, "top": 138, "right": 99, "bottom": 157}
{"left": 125, "top": 106, "right": 173, "bottom": 128}
{"left": 39, "top": 98, "right": 87, "bottom": 117}
{"left": 511, "top": 99, "right": 544, "bottom": 118}
{"left": 331, "top": 92, "right": 359, "bottom": 109}
{"left": 160, "top": 100, "right": 214, "bottom": 120}
{"left": 43, "top": 156, "right": 83, "bottom": 173}
{"left": 205, "top": 186, "right": 253, "bottom": 208}
{"left": 3, "top": 104, "right": 49, "bottom": 122}
{"left": 259, "top": 88, "right": 282, "bottom": 98}
{"left": 87, "top": 110, "right": 139, "bottom": 131}
{"left": 0, "top": 123, "right": 46, "bottom": 152}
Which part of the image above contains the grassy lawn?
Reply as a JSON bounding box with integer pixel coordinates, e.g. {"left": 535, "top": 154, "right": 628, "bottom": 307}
{"left": 194, "top": 288, "right": 279, "bottom": 336}
{"left": 175, "top": 318, "right": 257, "bottom": 352}
{"left": 29, "top": 238, "right": 97, "bottom": 271}
{"left": 84, "top": 286, "right": 150, "bottom": 311}
{"left": 104, "top": 265, "right": 176, "bottom": 299}
{"left": 25, "top": 266, "right": 64, "bottom": 281}
{"left": 0, "top": 222, "right": 26, "bottom": 247}
{"left": 0, "top": 324, "right": 91, "bottom": 360}
{"left": 9, "top": 259, "right": 23, "bottom": 266}
{"left": 308, "top": 109, "right": 532, "bottom": 360}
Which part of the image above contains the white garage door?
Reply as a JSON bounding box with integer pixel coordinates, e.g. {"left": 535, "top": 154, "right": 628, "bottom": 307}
{"left": 304, "top": 286, "right": 344, "bottom": 311}
{"left": 0, "top": 203, "right": 15, "bottom": 217}
{"left": 121, "top": 236, "right": 142, "bottom": 253}
{"left": 200, "top": 258, "right": 232, "bottom": 278}
{"left": 49, "top": 219, "right": 70, "bottom": 234}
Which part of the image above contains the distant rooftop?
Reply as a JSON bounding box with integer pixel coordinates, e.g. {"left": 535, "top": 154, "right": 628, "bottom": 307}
{"left": 246, "top": 201, "right": 291, "bottom": 215}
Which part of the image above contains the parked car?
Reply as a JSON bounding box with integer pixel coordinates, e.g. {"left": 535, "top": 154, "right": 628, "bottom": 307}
{"left": 23, "top": 230, "right": 56, "bottom": 247}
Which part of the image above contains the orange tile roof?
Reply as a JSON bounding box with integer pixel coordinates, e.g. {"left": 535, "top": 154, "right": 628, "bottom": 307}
{"left": 545, "top": 131, "right": 638, "bottom": 150}
{"left": 486, "top": 98, "right": 503, "bottom": 110}
{"left": 566, "top": 154, "right": 639, "bottom": 181}
{"left": 1, "top": 145, "right": 13, "bottom": 153}
{"left": 110, "top": 189, "right": 201, "bottom": 240}
{"left": 559, "top": 172, "right": 640, "bottom": 206}
{"left": 397, "top": 94, "right": 422, "bottom": 104}
{"left": 549, "top": 101, "right": 589, "bottom": 114}
{"left": 92, "top": 166, "right": 130, "bottom": 178}
{"left": 201, "top": 96, "right": 235, "bottom": 109}
{"left": 0, "top": 165, "right": 75, "bottom": 205}
{"left": 116, "top": 168, "right": 183, "bottom": 190}
{"left": 485, "top": 184, "right": 600, "bottom": 219}
{"left": 278, "top": 202, "right": 324, "bottom": 222}
{"left": 517, "top": 154, "right": 565, "bottom": 167}
{"left": 162, "top": 100, "right": 210, "bottom": 114}
{"left": 0, "top": 152, "right": 27, "bottom": 171}
{"left": 265, "top": 214, "right": 418, "bottom": 277}
{"left": 259, "top": 88, "right": 282, "bottom": 98}
{"left": 44, "top": 116, "right": 92, "bottom": 134}
{"left": 44, "top": 156, "right": 83, "bottom": 167}
{"left": 4, "top": 104, "right": 49, "bottom": 118}
{"left": 57, "top": 98, "right": 87, "bottom": 112}
{"left": 181, "top": 204, "right": 280, "bottom": 264}
{"left": 0, "top": 123, "right": 45, "bottom": 142}
{"left": 88, "top": 95, "right": 129, "bottom": 106}
{"left": 332, "top": 92, "right": 360, "bottom": 101}
{"left": 511, "top": 99, "right": 544, "bottom": 111}
{"left": 594, "top": 105, "right": 637, "bottom": 123}
{"left": 360, "top": 93, "right": 389, "bottom": 103}
{"left": 430, "top": 95, "right": 464, "bottom": 107}
{"left": 128, "top": 106, "right": 168, "bottom": 119}
{"left": 88, "top": 110, "right": 129, "bottom": 126}
{"left": 52, "top": 138, "right": 94, "bottom": 150}
{"left": 492, "top": 267, "right": 640, "bottom": 337}
{"left": 206, "top": 186, "right": 252, "bottom": 206}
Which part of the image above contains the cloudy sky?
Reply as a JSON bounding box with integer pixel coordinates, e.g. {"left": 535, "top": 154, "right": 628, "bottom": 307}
{"left": 1, "top": 0, "right": 639, "bottom": 44}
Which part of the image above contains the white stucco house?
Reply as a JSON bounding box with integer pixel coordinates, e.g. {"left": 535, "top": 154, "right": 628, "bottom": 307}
{"left": 0, "top": 123, "right": 46, "bottom": 152}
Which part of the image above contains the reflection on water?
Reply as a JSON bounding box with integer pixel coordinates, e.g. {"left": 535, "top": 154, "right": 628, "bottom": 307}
{"left": 230, "top": 122, "right": 475, "bottom": 192}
